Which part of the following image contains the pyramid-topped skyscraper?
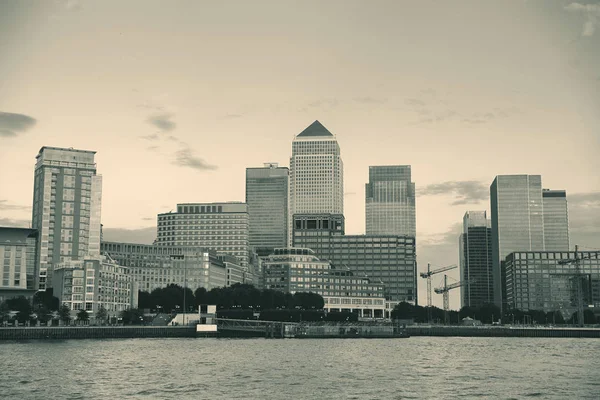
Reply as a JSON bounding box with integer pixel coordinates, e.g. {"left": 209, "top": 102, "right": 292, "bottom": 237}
{"left": 288, "top": 120, "right": 344, "bottom": 245}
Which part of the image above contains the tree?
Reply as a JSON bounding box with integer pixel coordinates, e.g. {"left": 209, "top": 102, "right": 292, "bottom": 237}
{"left": 475, "top": 303, "right": 502, "bottom": 324}
{"left": 33, "top": 289, "right": 60, "bottom": 311}
{"left": 77, "top": 310, "right": 90, "bottom": 324}
{"left": 0, "top": 301, "right": 10, "bottom": 323}
{"left": 96, "top": 305, "right": 108, "bottom": 325}
{"left": 391, "top": 302, "right": 415, "bottom": 320}
{"left": 7, "top": 296, "right": 32, "bottom": 324}
{"left": 194, "top": 287, "right": 207, "bottom": 306}
{"left": 35, "top": 305, "right": 53, "bottom": 324}
{"left": 59, "top": 304, "right": 72, "bottom": 325}
{"left": 120, "top": 308, "right": 145, "bottom": 325}
{"left": 138, "top": 291, "right": 153, "bottom": 310}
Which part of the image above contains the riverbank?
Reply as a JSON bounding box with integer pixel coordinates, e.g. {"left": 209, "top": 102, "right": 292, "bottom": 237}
{"left": 0, "top": 326, "right": 197, "bottom": 340}
{"left": 407, "top": 325, "right": 600, "bottom": 338}
{"left": 2, "top": 325, "right": 600, "bottom": 340}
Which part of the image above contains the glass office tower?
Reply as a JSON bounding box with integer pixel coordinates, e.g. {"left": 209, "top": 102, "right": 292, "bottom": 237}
{"left": 542, "top": 189, "right": 570, "bottom": 251}
{"left": 459, "top": 211, "right": 493, "bottom": 308}
{"left": 366, "top": 165, "right": 416, "bottom": 237}
{"left": 490, "top": 175, "right": 544, "bottom": 309}
{"left": 246, "top": 163, "right": 288, "bottom": 254}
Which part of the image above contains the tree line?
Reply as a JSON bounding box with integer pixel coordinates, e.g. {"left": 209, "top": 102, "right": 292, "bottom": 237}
{"left": 391, "top": 301, "right": 598, "bottom": 325}
{"left": 0, "top": 290, "right": 110, "bottom": 326}
{"left": 138, "top": 283, "right": 325, "bottom": 312}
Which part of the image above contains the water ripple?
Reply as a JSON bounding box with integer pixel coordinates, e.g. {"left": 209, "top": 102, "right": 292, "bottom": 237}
{"left": 1, "top": 337, "right": 599, "bottom": 399}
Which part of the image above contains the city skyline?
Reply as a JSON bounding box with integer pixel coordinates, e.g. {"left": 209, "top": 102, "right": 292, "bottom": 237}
{"left": 2, "top": 0, "right": 600, "bottom": 309}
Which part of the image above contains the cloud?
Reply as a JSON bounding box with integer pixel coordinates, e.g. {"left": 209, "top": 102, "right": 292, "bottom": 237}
{"left": 0, "top": 200, "right": 31, "bottom": 212}
{"left": 299, "top": 98, "right": 339, "bottom": 112}
{"left": 102, "top": 226, "right": 157, "bottom": 245}
{"left": 0, "top": 112, "right": 37, "bottom": 138}
{"left": 419, "top": 181, "right": 489, "bottom": 205}
{"left": 140, "top": 134, "right": 160, "bottom": 141}
{"left": 405, "top": 98, "right": 426, "bottom": 107}
{"left": 420, "top": 223, "right": 463, "bottom": 247}
{"left": 221, "top": 113, "right": 243, "bottom": 119}
{"left": 147, "top": 146, "right": 159, "bottom": 152}
{"left": 172, "top": 146, "right": 217, "bottom": 171}
{"left": 0, "top": 217, "right": 30, "bottom": 228}
{"left": 147, "top": 113, "right": 176, "bottom": 132}
{"left": 354, "top": 97, "right": 388, "bottom": 105}
{"left": 565, "top": 2, "right": 600, "bottom": 37}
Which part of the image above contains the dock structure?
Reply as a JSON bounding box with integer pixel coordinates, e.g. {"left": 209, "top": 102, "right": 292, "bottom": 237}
{"left": 214, "top": 319, "right": 410, "bottom": 339}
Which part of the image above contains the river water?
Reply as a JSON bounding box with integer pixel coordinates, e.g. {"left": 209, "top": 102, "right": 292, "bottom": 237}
{"left": 1, "top": 337, "right": 599, "bottom": 399}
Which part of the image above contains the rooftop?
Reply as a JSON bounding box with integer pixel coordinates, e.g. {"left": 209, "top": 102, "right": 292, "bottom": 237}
{"left": 296, "top": 120, "right": 333, "bottom": 138}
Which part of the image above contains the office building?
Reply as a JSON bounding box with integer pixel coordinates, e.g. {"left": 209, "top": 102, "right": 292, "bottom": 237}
{"left": 0, "top": 227, "right": 38, "bottom": 290}
{"left": 263, "top": 248, "right": 386, "bottom": 318}
{"left": 32, "top": 146, "right": 102, "bottom": 290}
{"left": 156, "top": 202, "right": 250, "bottom": 267}
{"left": 52, "top": 256, "right": 137, "bottom": 320}
{"left": 217, "top": 254, "right": 251, "bottom": 287}
{"left": 101, "top": 242, "right": 230, "bottom": 292}
{"left": 459, "top": 211, "right": 493, "bottom": 308}
{"left": 542, "top": 189, "right": 570, "bottom": 251}
{"left": 504, "top": 251, "right": 600, "bottom": 315}
{"left": 288, "top": 120, "right": 344, "bottom": 245}
{"left": 292, "top": 214, "right": 417, "bottom": 303}
{"left": 490, "top": 175, "right": 544, "bottom": 309}
{"left": 246, "top": 163, "right": 288, "bottom": 254}
{"left": 366, "top": 165, "right": 416, "bottom": 237}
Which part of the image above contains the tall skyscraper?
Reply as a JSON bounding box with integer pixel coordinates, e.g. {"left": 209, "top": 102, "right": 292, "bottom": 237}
{"left": 246, "top": 163, "right": 289, "bottom": 254}
{"left": 156, "top": 202, "right": 250, "bottom": 267}
{"left": 366, "top": 165, "right": 416, "bottom": 237}
{"left": 459, "top": 211, "right": 493, "bottom": 309}
{"left": 542, "top": 189, "right": 570, "bottom": 250}
{"left": 289, "top": 120, "right": 343, "bottom": 245}
{"left": 32, "top": 147, "right": 102, "bottom": 290}
{"left": 490, "top": 175, "right": 544, "bottom": 309}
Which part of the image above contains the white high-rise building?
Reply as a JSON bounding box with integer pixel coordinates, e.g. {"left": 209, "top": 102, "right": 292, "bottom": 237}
{"left": 32, "top": 147, "right": 102, "bottom": 290}
{"left": 288, "top": 120, "right": 344, "bottom": 245}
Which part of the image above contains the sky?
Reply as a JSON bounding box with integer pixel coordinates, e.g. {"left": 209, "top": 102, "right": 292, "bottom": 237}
{"left": 1, "top": 0, "right": 599, "bottom": 310}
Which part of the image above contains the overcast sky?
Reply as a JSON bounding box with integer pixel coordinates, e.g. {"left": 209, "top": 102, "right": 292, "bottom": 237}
{"left": 1, "top": 0, "right": 599, "bottom": 309}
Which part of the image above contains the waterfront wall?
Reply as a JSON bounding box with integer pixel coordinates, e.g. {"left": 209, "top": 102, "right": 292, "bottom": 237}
{"left": 0, "top": 326, "right": 197, "bottom": 340}
{"left": 407, "top": 326, "right": 600, "bottom": 338}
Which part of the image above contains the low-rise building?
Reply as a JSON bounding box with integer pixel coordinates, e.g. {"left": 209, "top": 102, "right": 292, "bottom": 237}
{"left": 292, "top": 214, "right": 417, "bottom": 303}
{"left": 504, "top": 250, "right": 600, "bottom": 314}
{"left": 101, "top": 241, "right": 227, "bottom": 292}
{"left": 52, "top": 256, "right": 137, "bottom": 321}
{"left": 0, "top": 227, "right": 39, "bottom": 290}
{"left": 263, "top": 248, "right": 386, "bottom": 318}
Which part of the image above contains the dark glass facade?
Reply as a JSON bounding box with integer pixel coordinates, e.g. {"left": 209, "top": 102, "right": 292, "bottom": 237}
{"left": 504, "top": 251, "right": 600, "bottom": 315}
{"left": 459, "top": 212, "right": 493, "bottom": 308}
{"left": 491, "top": 175, "right": 544, "bottom": 310}
{"left": 246, "top": 164, "right": 288, "bottom": 254}
{"left": 366, "top": 165, "right": 416, "bottom": 237}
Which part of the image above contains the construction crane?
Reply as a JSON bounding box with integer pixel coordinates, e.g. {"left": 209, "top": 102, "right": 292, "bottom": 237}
{"left": 420, "top": 263, "right": 458, "bottom": 308}
{"left": 557, "top": 245, "right": 598, "bottom": 327}
{"left": 435, "top": 275, "right": 475, "bottom": 324}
